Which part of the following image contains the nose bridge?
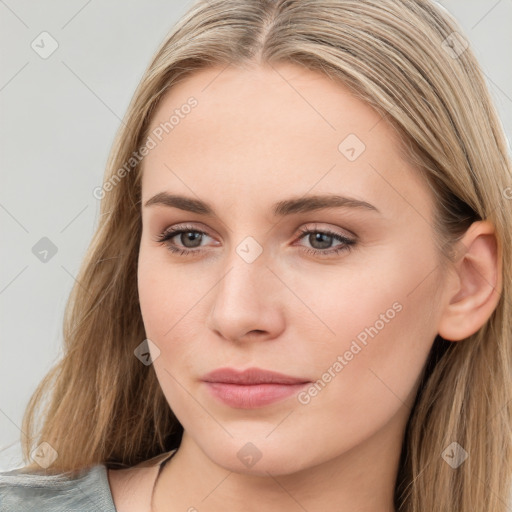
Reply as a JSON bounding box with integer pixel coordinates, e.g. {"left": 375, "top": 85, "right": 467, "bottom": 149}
{"left": 216, "top": 239, "right": 269, "bottom": 306}
{"left": 206, "top": 236, "right": 282, "bottom": 340}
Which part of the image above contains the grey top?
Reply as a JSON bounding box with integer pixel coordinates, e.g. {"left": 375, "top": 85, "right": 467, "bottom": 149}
{"left": 0, "top": 450, "right": 178, "bottom": 511}
{"left": 0, "top": 463, "right": 116, "bottom": 512}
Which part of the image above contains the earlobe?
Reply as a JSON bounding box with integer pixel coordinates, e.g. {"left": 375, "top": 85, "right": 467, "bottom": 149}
{"left": 437, "top": 221, "right": 502, "bottom": 342}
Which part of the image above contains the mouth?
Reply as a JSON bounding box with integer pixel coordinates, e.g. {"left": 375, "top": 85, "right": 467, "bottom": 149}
{"left": 201, "top": 367, "right": 311, "bottom": 409}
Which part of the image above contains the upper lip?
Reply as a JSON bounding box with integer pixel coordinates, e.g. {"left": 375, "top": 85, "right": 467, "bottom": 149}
{"left": 201, "top": 367, "right": 311, "bottom": 385}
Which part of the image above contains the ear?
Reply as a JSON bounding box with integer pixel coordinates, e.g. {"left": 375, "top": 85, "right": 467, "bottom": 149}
{"left": 437, "top": 220, "right": 502, "bottom": 342}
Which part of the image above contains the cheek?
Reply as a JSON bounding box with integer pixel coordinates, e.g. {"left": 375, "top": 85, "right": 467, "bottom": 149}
{"left": 137, "top": 246, "right": 213, "bottom": 393}
{"left": 137, "top": 250, "right": 201, "bottom": 411}
{"left": 137, "top": 246, "right": 199, "bottom": 339}
{"left": 297, "top": 243, "right": 439, "bottom": 419}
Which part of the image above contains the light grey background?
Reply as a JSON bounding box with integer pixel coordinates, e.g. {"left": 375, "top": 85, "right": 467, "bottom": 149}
{"left": 1, "top": 0, "right": 511, "bottom": 471}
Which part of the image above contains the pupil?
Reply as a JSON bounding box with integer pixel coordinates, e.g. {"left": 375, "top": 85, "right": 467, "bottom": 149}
{"left": 310, "top": 233, "right": 331, "bottom": 249}
{"left": 182, "top": 232, "right": 201, "bottom": 248}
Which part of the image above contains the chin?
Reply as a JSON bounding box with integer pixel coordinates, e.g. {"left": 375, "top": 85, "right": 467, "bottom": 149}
{"left": 199, "top": 438, "right": 312, "bottom": 477}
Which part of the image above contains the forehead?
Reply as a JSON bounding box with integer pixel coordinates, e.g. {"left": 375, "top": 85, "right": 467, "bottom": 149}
{"left": 140, "top": 63, "right": 432, "bottom": 221}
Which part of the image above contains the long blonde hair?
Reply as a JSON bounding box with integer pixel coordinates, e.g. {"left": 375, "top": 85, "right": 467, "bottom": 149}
{"left": 20, "top": 1, "right": 512, "bottom": 510}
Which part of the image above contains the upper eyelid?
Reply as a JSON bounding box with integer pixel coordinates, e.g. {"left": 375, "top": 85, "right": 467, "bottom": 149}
{"left": 297, "top": 222, "right": 356, "bottom": 239}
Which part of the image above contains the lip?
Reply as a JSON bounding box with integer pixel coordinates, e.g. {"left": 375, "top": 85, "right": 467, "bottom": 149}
{"left": 201, "top": 367, "right": 310, "bottom": 385}
{"left": 201, "top": 367, "right": 311, "bottom": 409}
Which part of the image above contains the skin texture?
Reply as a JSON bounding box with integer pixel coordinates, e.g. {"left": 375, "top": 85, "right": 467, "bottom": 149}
{"left": 109, "top": 62, "right": 501, "bottom": 512}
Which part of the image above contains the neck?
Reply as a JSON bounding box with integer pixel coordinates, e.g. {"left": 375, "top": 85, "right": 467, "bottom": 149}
{"left": 151, "top": 415, "right": 405, "bottom": 512}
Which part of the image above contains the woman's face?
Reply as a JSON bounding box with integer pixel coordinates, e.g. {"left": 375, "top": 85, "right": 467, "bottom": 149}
{"left": 137, "top": 62, "right": 448, "bottom": 475}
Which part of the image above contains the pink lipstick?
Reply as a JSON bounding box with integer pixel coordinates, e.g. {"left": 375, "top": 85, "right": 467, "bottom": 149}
{"left": 201, "top": 367, "right": 311, "bottom": 409}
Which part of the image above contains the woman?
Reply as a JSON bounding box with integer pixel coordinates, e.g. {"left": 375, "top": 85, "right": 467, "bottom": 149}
{"left": 2, "top": 0, "right": 511, "bottom": 511}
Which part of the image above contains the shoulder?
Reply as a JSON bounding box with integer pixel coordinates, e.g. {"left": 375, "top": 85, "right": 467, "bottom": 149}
{"left": 0, "top": 463, "right": 116, "bottom": 512}
{"left": 0, "top": 450, "right": 177, "bottom": 512}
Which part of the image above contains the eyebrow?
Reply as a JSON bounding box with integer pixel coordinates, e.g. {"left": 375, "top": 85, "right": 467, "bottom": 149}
{"left": 143, "top": 192, "right": 380, "bottom": 216}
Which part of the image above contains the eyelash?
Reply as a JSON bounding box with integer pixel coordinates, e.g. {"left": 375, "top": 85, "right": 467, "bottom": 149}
{"left": 153, "top": 224, "right": 356, "bottom": 258}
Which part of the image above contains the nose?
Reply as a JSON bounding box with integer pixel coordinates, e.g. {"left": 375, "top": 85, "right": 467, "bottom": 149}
{"left": 205, "top": 252, "right": 285, "bottom": 343}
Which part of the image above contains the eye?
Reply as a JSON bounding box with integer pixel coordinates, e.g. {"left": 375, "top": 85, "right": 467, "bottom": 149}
{"left": 153, "top": 224, "right": 213, "bottom": 256}
{"left": 153, "top": 223, "right": 356, "bottom": 257}
{"left": 295, "top": 225, "right": 356, "bottom": 257}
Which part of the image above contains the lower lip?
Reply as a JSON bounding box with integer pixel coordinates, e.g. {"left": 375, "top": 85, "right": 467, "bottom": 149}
{"left": 203, "top": 382, "right": 310, "bottom": 409}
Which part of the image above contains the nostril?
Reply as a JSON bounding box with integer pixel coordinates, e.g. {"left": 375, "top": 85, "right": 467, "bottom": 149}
{"left": 244, "top": 330, "right": 266, "bottom": 340}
